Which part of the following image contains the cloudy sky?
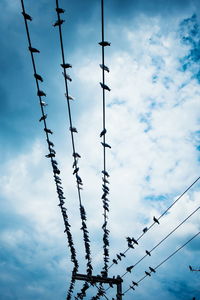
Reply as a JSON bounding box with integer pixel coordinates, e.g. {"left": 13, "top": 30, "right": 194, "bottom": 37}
{"left": 0, "top": 0, "right": 200, "bottom": 299}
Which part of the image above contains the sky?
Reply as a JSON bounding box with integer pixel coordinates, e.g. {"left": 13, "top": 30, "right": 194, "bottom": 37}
{"left": 0, "top": 0, "right": 200, "bottom": 299}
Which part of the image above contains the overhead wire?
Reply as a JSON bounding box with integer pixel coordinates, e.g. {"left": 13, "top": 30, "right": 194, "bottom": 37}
{"left": 99, "top": 0, "right": 111, "bottom": 279}
{"left": 54, "top": 0, "right": 93, "bottom": 278}
{"left": 123, "top": 230, "right": 200, "bottom": 296}
{"left": 20, "top": 1, "right": 79, "bottom": 299}
{"left": 109, "top": 176, "right": 200, "bottom": 269}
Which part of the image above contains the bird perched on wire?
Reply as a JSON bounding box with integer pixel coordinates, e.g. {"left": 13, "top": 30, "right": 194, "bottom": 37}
{"left": 100, "top": 82, "right": 111, "bottom": 91}
{"left": 102, "top": 170, "right": 109, "bottom": 177}
{"left": 53, "top": 19, "right": 65, "bottom": 27}
{"left": 146, "top": 250, "right": 151, "bottom": 256}
{"left": 143, "top": 227, "right": 148, "bottom": 233}
{"left": 153, "top": 216, "right": 160, "bottom": 224}
{"left": 61, "top": 63, "right": 72, "bottom": 69}
{"left": 44, "top": 128, "right": 53, "bottom": 134}
{"left": 65, "top": 93, "right": 74, "bottom": 100}
{"left": 62, "top": 72, "right": 72, "bottom": 82}
{"left": 73, "top": 152, "right": 81, "bottom": 158}
{"left": 56, "top": 7, "right": 65, "bottom": 14}
{"left": 29, "top": 46, "right": 40, "bottom": 53}
{"left": 39, "top": 114, "right": 47, "bottom": 122}
{"left": 126, "top": 265, "right": 134, "bottom": 273}
{"left": 70, "top": 127, "right": 78, "bottom": 133}
{"left": 100, "top": 64, "right": 110, "bottom": 73}
{"left": 132, "top": 237, "right": 138, "bottom": 245}
{"left": 22, "top": 12, "right": 32, "bottom": 21}
{"left": 132, "top": 281, "right": 138, "bottom": 287}
{"left": 145, "top": 271, "right": 151, "bottom": 277}
{"left": 34, "top": 73, "right": 43, "bottom": 82}
{"left": 37, "top": 90, "right": 46, "bottom": 97}
{"left": 149, "top": 267, "right": 156, "bottom": 273}
{"left": 41, "top": 101, "right": 47, "bottom": 106}
{"left": 101, "top": 142, "right": 111, "bottom": 149}
{"left": 100, "top": 128, "right": 107, "bottom": 137}
{"left": 99, "top": 41, "right": 111, "bottom": 46}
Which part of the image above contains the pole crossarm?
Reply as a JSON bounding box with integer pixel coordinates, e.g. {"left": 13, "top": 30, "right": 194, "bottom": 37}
{"left": 73, "top": 273, "right": 123, "bottom": 285}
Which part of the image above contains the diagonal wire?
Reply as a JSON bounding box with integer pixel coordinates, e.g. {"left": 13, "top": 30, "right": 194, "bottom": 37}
{"left": 109, "top": 176, "right": 200, "bottom": 269}
{"left": 20, "top": 2, "right": 79, "bottom": 299}
{"left": 54, "top": 0, "right": 93, "bottom": 278}
{"left": 123, "top": 230, "right": 200, "bottom": 296}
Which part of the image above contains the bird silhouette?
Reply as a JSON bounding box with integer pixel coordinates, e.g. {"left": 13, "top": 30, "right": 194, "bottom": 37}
{"left": 45, "top": 153, "right": 55, "bottom": 158}
{"left": 132, "top": 281, "right": 138, "bottom": 286}
{"left": 44, "top": 128, "right": 53, "bottom": 134}
{"left": 48, "top": 140, "right": 54, "bottom": 147}
{"left": 70, "top": 127, "right": 78, "bottom": 133}
{"left": 61, "top": 63, "right": 72, "bottom": 69}
{"left": 100, "top": 128, "right": 107, "bottom": 137}
{"left": 39, "top": 114, "right": 47, "bottom": 122}
{"left": 100, "top": 64, "right": 109, "bottom": 72}
{"left": 132, "top": 237, "right": 138, "bottom": 245}
{"left": 37, "top": 90, "right": 46, "bottom": 97}
{"left": 29, "top": 46, "right": 40, "bottom": 53}
{"left": 34, "top": 73, "right": 43, "bottom": 82}
{"left": 113, "top": 259, "right": 118, "bottom": 264}
{"left": 120, "top": 252, "right": 126, "bottom": 257}
{"left": 145, "top": 271, "right": 151, "bottom": 276}
{"left": 22, "top": 12, "right": 32, "bottom": 21}
{"left": 146, "top": 250, "right": 151, "bottom": 256}
{"left": 99, "top": 41, "right": 111, "bottom": 46}
{"left": 62, "top": 72, "right": 72, "bottom": 81}
{"left": 149, "top": 267, "right": 156, "bottom": 273}
{"left": 53, "top": 19, "right": 65, "bottom": 27}
{"left": 73, "top": 167, "right": 79, "bottom": 175}
{"left": 73, "top": 152, "right": 81, "bottom": 158}
{"left": 100, "top": 82, "right": 111, "bottom": 91}
{"left": 143, "top": 227, "right": 148, "bottom": 233}
{"left": 153, "top": 216, "right": 160, "bottom": 224}
{"left": 102, "top": 170, "right": 109, "bottom": 177}
{"left": 56, "top": 7, "right": 65, "bottom": 14}
{"left": 126, "top": 265, "right": 134, "bottom": 273}
{"left": 129, "top": 285, "right": 135, "bottom": 290}
{"left": 101, "top": 142, "right": 111, "bottom": 149}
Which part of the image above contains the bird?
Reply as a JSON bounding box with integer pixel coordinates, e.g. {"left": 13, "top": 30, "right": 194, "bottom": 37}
{"left": 146, "top": 250, "right": 151, "bottom": 256}
{"left": 126, "top": 265, "right": 134, "bottom": 273}
{"left": 116, "top": 254, "right": 121, "bottom": 260}
{"left": 22, "top": 12, "right": 32, "bottom": 21}
{"left": 132, "top": 237, "right": 138, "bottom": 245}
{"left": 132, "top": 281, "right": 138, "bottom": 286}
{"left": 129, "top": 285, "right": 135, "bottom": 291}
{"left": 99, "top": 41, "right": 111, "bottom": 46}
{"left": 41, "top": 101, "right": 47, "bottom": 106}
{"left": 189, "top": 265, "right": 193, "bottom": 271}
{"left": 56, "top": 7, "right": 65, "bottom": 14}
{"left": 120, "top": 252, "right": 126, "bottom": 257}
{"left": 149, "top": 267, "right": 156, "bottom": 273}
{"left": 101, "top": 142, "right": 111, "bottom": 149}
{"left": 102, "top": 170, "right": 109, "bottom": 177}
{"left": 70, "top": 127, "right": 78, "bottom": 133}
{"left": 145, "top": 271, "right": 151, "bottom": 277}
{"left": 45, "top": 153, "right": 55, "bottom": 158}
{"left": 100, "top": 128, "right": 107, "bottom": 137}
{"left": 37, "top": 90, "right": 46, "bottom": 97}
{"left": 73, "top": 167, "right": 79, "bottom": 175}
{"left": 153, "top": 216, "right": 160, "bottom": 224}
{"left": 48, "top": 140, "right": 54, "bottom": 147}
{"left": 34, "top": 73, "right": 43, "bottom": 82}
{"left": 53, "top": 19, "right": 65, "bottom": 27}
{"left": 29, "top": 46, "right": 40, "bottom": 53}
{"left": 62, "top": 72, "right": 72, "bottom": 81}
{"left": 100, "top": 82, "right": 111, "bottom": 91}
{"left": 143, "top": 227, "right": 148, "bottom": 233}
{"left": 61, "top": 63, "right": 72, "bottom": 68}
{"left": 73, "top": 152, "right": 81, "bottom": 158}
{"left": 44, "top": 128, "right": 53, "bottom": 134}
{"left": 100, "top": 64, "right": 110, "bottom": 72}
{"left": 102, "top": 177, "right": 109, "bottom": 184}
{"left": 65, "top": 93, "right": 74, "bottom": 100}
{"left": 113, "top": 259, "right": 118, "bottom": 264}
{"left": 39, "top": 114, "right": 47, "bottom": 122}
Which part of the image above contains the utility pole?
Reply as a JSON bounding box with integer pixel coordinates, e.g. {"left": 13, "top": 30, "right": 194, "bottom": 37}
{"left": 73, "top": 273, "right": 123, "bottom": 300}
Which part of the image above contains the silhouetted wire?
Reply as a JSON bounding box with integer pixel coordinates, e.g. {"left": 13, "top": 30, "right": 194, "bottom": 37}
{"left": 123, "top": 230, "right": 200, "bottom": 295}
{"left": 109, "top": 176, "right": 200, "bottom": 269}
{"left": 100, "top": 0, "right": 110, "bottom": 278}
{"left": 20, "top": 2, "right": 79, "bottom": 299}
{"left": 54, "top": 2, "right": 93, "bottom": 299}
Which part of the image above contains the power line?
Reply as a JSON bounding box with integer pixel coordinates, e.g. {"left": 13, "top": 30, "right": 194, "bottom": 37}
{"left": 109, "top": 176, "right": 200, "bottom": 269}
{"left": 123, "top": 230, "right": 200, "bottom": 296}
{"left": 99, "top": 0, "right": 111, "bottom": 278}
{"left": 20, "top": 2, "right": 79, "bottom": 300}
{"left": 54, "top": 0, "right": 93, "bottom": 278}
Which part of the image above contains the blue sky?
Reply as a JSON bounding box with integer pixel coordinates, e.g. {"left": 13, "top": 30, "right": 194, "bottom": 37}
{"left": 0, "top": 0, "right": 200, "bottom": 299}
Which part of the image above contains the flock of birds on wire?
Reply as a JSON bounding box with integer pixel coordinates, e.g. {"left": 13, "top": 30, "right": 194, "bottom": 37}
{"left": 20, "top": 0, "right": 199, "bottom": 299}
